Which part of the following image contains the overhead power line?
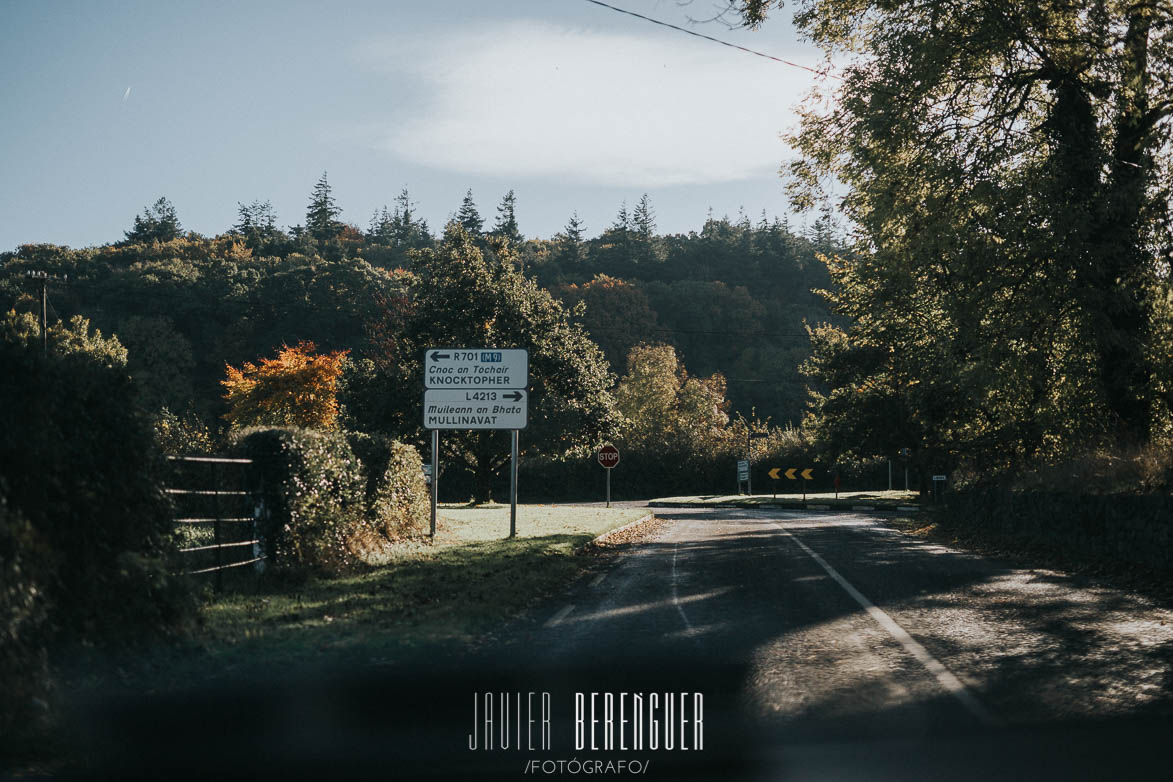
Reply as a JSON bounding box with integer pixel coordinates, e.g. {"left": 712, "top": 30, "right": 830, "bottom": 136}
{"left": 585, "top": 324, "right": 812, "bottom": 338}
{"left": 581, "top": 0, "right": 839, "bottom": 79}
{"left": 582, "top": 0, "right": 1144, "bottom": 170}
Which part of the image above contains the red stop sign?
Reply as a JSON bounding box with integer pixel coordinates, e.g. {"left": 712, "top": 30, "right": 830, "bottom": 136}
{"left": 597, "top": 445, "right": 620, "bottom": 469}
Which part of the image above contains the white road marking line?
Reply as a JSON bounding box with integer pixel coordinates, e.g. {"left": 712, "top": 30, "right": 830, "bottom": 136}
{"left": 769, "top": 520, "right": 1001, "bottom": 728}
{"left": 545, "top": 604, "right": 575, "bottom": 628}
{"left": 590, "top": 572, "right": 606, "bottom": 587}
{"left": 671, "top": 535, "right": 696, "bottom": 634}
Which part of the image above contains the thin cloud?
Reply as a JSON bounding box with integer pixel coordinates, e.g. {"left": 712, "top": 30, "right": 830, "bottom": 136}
{"left": 356, "top": 21, "right": 812, "bottom": 187}
{"left": 122, "top": 86, "right": 131, "bottom": 102}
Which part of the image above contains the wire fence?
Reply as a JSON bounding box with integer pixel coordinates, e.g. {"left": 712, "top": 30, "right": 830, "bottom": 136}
{"left": 166, "top": 455, "right": 265, "bottom": 589}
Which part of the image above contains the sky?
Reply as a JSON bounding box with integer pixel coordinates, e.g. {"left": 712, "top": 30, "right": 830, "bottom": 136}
{"left": 0, "top": 0, "right": 829, "bottom": 250}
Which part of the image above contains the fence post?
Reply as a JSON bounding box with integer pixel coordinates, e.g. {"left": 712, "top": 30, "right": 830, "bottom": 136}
{"left": 252, "top": 470, "right": 266, "bottom": 573}
{"left": 212, "top": 461, "right": 223, "bottom": 592}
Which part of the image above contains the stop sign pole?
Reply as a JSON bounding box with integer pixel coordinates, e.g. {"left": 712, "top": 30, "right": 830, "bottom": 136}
{"left": 597, "top": 445, "right": 620, "bottom": 508}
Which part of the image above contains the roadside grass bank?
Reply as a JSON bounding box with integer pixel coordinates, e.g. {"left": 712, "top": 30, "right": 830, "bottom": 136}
{"left": 649, "top": 489, "right": 919, "bottom": 510}
{"left": 89, "top": 505, "right": 653, "bottom": 688}
{"left": 6, "top": 505, "right": 651, "bottom": 776}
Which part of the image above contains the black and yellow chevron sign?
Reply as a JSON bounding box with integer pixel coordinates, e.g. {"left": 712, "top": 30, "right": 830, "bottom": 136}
{"left": 768, "top": 467, "right": 814, "bottom": 480}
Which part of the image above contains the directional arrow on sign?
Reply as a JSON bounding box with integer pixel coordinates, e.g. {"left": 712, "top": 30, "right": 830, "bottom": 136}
{"left": 429, "top": 351, "right": 450, "bottom": 362}
{"left": 801, "top": 468, "right": 814, "bottom": 480}
{"left": 768, "top": 467, "right": 782, "bottom": 480}
{"left": 503, "top": 391, "right": 523, "bottom": 401}
{"left": 785, "top": 468, "right": 798, "bottom": 480}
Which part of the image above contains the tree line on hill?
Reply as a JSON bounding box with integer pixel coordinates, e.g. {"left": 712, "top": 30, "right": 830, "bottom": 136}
{"left": 0, "top": 174, "right": 841, "bottom": 457}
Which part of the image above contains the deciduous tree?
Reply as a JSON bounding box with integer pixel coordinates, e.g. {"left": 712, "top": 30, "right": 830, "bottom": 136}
{"left": 222, "top": 341, "right": 349, "bottom": 429}
{"left": 360, "top": 224, "right": 619, "bottom": 503}
{"left": 740, "top": 0, "right": 1173, "bottom": 458}
{"left": 614, "top": 343, "right": 729, "bottom": 453}
{"left": 560, "top": 275, "right": 660, "bottom": 371}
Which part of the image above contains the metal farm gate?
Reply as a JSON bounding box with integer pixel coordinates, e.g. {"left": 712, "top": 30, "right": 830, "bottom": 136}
{"left": 166, "top": 455, "right": 265, "bottom": 589}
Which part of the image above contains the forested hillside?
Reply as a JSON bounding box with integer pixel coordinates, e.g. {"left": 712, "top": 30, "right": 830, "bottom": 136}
{"left": 0, "top": 179, "right": 842, "bottom": 432}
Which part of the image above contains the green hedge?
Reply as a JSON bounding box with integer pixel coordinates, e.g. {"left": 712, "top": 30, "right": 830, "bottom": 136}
{"left": 0, "top": 340, "right": 191, "bottom": 640}
{"left": 233, "top": 428, "right": 429, "bottom": 571}
{"left": 349, "top": 433, "right": 429, "bottom": 539}
{"left": 429, "top": 443, "right": 897, "bottom": 504}
{"left": 0, "top": 492, "right": 49, "bottom": 741}
{"left": 0, "top": 339, "right": 193, "bottom": 742}
{"left": 232, "top": 427, "right": 365, "bottom": 572}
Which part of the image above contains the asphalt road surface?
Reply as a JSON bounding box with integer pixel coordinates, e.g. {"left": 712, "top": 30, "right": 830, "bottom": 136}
{"left": 81, "top": 507, "right": 1173, "bottom": 781}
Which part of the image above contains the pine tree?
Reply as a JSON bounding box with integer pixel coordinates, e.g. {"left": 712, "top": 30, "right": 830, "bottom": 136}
{"left": 613, "top": 201, "right": 631, "bottom": 233}
{"left": 123, "top": 196, "right": 183, "bottom": 244}
{"left": 368, "top": 206, "right": 394, "bottom": 244}
{"left": 306, "top": 171, "right": 342, "bottom": 242}
{"left": 391, "top": 189, "right": 432, "bottom": 249}
{"left": 455, "top": 189, "right": 484, "bottom": 235}
{"left": 491, "top": 189, "right": 522, "bottom": 244}
{"left": 234, "top": 200, "right": 278, "bottom": 245}
{"left": 556, "top": 211, "right": 587, "bottom": 267}
{"left": 632, "top": 194, "right": 657, "bottom": 264}
{"left": 566, "top": 211, "right": 584, "bottom": 244}
{"left": 632, "top": 193, "right": 656, "bottom": 239}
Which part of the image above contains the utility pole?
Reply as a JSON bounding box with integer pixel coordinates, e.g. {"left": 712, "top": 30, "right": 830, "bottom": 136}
{"left": 40, "top": 276, "right": 47, "bottom": 355}
{"left": 25, "top": 271, "right": 67, "bottom": 355}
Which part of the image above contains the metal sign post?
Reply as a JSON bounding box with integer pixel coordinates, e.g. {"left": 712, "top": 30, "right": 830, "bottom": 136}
{"left": 772, "top": 467, "right": 815, "bottom": 501}
{"left": 430, "top": 430, "right": 439, "bottom": 537}
{"left": 597, "top": 445, "right": 620, "bottom": 508}
{"left": 510, "top": 430, "right": 519, "bottom": 538}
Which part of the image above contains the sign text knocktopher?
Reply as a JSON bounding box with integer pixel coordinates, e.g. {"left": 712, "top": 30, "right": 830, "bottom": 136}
{"left": 424, "top": 348, "right": 528, "bottom": 390}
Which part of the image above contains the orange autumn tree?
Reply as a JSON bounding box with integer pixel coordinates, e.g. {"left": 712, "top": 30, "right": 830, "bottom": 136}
{"left": 221, "top": 341, "right": 349, "bottom": 429}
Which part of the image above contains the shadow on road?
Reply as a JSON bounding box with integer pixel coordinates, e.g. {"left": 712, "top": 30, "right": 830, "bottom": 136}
{"left": 65, "top": 509, "right": 1173, "bottom": 780}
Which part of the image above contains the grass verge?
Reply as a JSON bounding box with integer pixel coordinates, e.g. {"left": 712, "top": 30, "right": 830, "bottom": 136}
{"left": 138, "top": 505, "right": 651, "bottom": 684}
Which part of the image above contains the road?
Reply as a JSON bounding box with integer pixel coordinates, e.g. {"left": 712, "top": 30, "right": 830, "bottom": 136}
{"left": 489, "top": 506, "right": 1173, "bottom": 778}
{"left": 80, "top": 506, "right": 1173, "bottom": 780}
{"left": 524, "top": 507, "right": 1173, "bottom": 723}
